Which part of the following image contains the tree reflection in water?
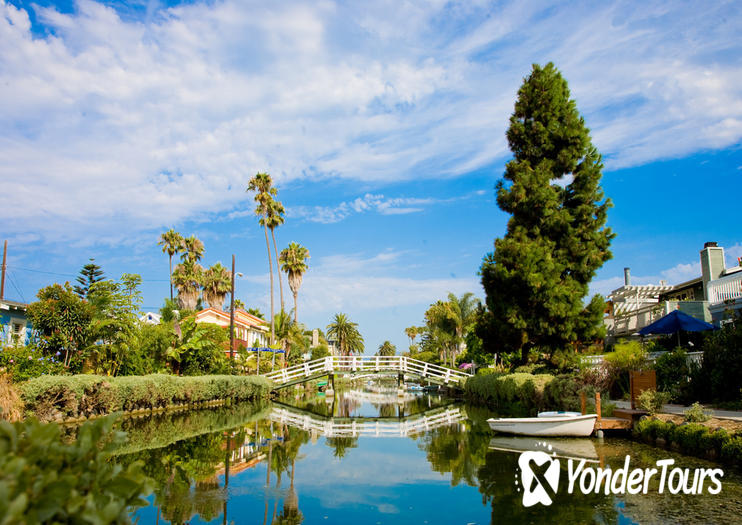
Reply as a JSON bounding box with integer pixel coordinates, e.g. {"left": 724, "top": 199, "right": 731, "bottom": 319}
{"left": 123, "top": 391, "right": 736, "bottom": 524}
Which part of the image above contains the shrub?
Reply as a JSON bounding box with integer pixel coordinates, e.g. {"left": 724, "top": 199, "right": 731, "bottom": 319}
{"left": 669, "top": 423, "right": 712, "bottom": 456}
{"left": 542, "top": 374, "right": 595, "bottom": 413}
{"left": 604, "top": 340, "right": 648, "bottom": 370}
{"left": 684, "top": 402, "right": 711, "bottom": 423}
{"left": 19, "top": 374, "right": 272, "bottom": 422}
{"left": 654, "top": 348, "right": 691, "bottom": 401}
{"left": 635, "top": 418, "right": 667, "bottom": 442}
{"left": 690, "top": 320, "right": 742, "bottom": 403}
{"left": 0, "top": 344, "right": 67, "bottom": 382}
{"left": 720, "top": 436, "right": 742, "bottom": 466}
{"left": 0, "top": 416, "right": 153, "bottom": 523}
{"left": 465, "top": 372, "right": 555, "bottom": 413}
{"left": 637, "top": 389, "right": 671, "bottom": 415}
{"left": 633, "top": 417, "right": 741, "bottom": 464}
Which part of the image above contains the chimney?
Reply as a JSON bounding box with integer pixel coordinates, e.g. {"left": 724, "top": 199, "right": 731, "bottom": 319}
{"left": 624, "top": 267, "right": 631, "bottom": 286}
{"left": 700, "top": 242, "right": 725, "bottom": 300}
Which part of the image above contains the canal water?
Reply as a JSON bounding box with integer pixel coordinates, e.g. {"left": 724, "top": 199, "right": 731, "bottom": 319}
{"left": 118, "top": 388, "right": 742, "bottom": 524}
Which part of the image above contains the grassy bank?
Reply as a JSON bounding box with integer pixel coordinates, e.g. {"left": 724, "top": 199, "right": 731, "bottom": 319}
{"left": 634, "top": 417, "right": 742, "bottom": 466}
{"left": 18, "top": 374, "right": 272, "bottom": 422}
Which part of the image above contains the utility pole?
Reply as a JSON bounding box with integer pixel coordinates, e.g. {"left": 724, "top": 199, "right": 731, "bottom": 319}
{"left": 229, "top": 254, "right": 236, "bottom": 367}
{"left": 0, "top": 240, "right": 7, "bottom": 301}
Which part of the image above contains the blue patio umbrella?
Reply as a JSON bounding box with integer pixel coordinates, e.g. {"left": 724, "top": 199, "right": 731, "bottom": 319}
{"left": 638, "top": 310, "right": 715, "bottom": 335}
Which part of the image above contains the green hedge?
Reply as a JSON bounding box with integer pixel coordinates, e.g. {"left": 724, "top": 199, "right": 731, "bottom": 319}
{"left": 465, "top": 372, "right": 602, "bottom": 416}
{"left": 634, "top": 418, "right": 742, "bottom": 465}
{"left": 464, "top": 373, "right": 555, "bottom": 414}
{"left": 19, "top": 374, "right": 273, "bottom": 422}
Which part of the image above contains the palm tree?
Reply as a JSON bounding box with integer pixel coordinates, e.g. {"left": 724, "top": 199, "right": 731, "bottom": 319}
{"left": 376, "top": 341, "right": 396, "bottom": 356}
{"left": 181, "top": 235, "right": 205, "bottom": 263}
{"left": 261, "top": 198, "right": 286, "bottom": 312}
{"left": 247, "top": 172, "right": 278, "bottom": 345}
{"left": 172, "top": 259, "right": 203, "bottom": 310}
{"left": 423, "top": 293, "right": 480, "bottom": 367}
{"left": 447, "top": 292, "right": 479, "bottom": 364}
{"left": 326, "top": 313, "right": 364, "bottom": 356}
{"left": 274, "top": 310, "right": 306, "bottom": 364}
{"left": 404, "top": 326, "right": 419, "bottom": 346}
{"left": 158, "top": 229, "right": 184, "bottom": 301}
{"left": 278, "top": 242, "right": 310, "bottom": 324}
{"left": 202, "top": 263, "right": 231, "bottom": 310}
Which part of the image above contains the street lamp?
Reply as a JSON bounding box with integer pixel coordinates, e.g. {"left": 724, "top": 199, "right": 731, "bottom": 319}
{"left": 228, "top": 255, "right": 244, "bottom": 367}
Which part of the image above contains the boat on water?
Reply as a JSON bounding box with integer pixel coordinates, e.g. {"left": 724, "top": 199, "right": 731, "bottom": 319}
{"left": 487, "top": 413, "right": 597, "bottom": 437}
{"left": 537, "top": 411, "right": 582, "bottom": 418}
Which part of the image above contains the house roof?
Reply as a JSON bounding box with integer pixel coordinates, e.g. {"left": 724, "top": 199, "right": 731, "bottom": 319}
{"left": 195, "top": 307, "right": 269, "bottom": 332}
{"left": 0, "top": 299, "right": 28, "bottom": 311}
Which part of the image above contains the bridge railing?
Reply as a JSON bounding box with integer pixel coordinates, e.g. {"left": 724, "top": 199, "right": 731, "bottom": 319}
{"left": 270, "top": 405, "right": 464, "bottom": 438}
{"left": 262, "top": 355, "right": 472, "bottom": 386}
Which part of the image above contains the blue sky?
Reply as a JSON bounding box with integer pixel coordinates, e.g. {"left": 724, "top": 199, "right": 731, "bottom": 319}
{"left": 1, "top": 0, "right": 741, "bottom": 354}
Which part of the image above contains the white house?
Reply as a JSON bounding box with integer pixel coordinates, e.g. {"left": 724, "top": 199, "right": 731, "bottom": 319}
{"left": 604, "top": 242, "right": 742, "bottom": 340}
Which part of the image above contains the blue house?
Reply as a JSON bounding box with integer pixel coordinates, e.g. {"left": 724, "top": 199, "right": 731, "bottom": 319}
{"left": 0, "top": 299, "right": 31, "bottom": 346}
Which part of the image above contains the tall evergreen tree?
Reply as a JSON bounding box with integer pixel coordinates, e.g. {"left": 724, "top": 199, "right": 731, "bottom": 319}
{"left": 73, "top": 258, "right": 105, "bottom": 299}
{"left": 479, "top": 63, "right": 614, "bottom": 364}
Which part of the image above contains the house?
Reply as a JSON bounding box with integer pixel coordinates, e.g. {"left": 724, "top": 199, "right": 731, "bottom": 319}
{"left": 605, "top": 242, "right": 742, "bottom": 340}
{"left": 0, "top": 298, "right": 31, "bottom": 346}
{"left": 139, "top": 312, "right": 162, "bottom": 325}
{"left": 195, "top": 307, "right": 269, "bottom": 351}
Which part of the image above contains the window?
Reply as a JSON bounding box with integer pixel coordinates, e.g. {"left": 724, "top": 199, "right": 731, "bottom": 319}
{"left": 12, "top": 322, "right": 24, "bottom": 344}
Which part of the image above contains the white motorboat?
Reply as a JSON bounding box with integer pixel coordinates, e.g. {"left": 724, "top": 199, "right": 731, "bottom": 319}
{"left": 487, "top": 413, "right": 597, "bottom": 437}
{"left": 537, "top": 411, "right": 582, "bottom": 418}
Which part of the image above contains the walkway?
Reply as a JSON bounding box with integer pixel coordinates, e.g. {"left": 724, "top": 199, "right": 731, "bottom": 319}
{"left": 262, "top": 355, "right": 472, "bottom": 389}
{"left": 613, "top": 400, "right": 742, "bottom": 421}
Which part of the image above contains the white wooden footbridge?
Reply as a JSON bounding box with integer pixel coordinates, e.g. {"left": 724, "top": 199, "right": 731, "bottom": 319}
{"left": 270, "top": 403, "right": 465, "bottom": 438}
{"left": 262, "top": 355, "right": 472, "bottom": 389}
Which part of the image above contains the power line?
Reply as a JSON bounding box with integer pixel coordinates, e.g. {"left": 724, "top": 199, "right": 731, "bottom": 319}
{"left": 7, "top": 265, "right": 169, "bottom": 282}
{"left": 7, "top": 271, "right": 27, "bottom": 303}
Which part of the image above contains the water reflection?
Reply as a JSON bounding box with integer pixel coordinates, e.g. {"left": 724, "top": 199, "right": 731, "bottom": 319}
{"left": 122, "top": 388, "right": 742, "bottom": 524}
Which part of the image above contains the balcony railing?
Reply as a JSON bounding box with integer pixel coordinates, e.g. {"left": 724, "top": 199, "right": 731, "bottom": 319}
{"left": 707, "top": 272, "right": 742, "bottom": 305}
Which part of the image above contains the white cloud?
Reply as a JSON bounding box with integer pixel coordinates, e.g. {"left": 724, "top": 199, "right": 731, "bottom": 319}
{"left": 590, "top": 260, "right": 702, "bottom": 297}
{"left": 1, "top": 0, "right": 741, "bottom": 240}
{"left": 661, "top": 262, "right": 700, "bottom": 285}
{"left": 243, "top": 249, "right": 480, "bottom": 314}
{"left": 287, "top": 193, "right": 440, "bottom": 223}
{"left": 726, "top": 244, "right": 742, "bottom": 267}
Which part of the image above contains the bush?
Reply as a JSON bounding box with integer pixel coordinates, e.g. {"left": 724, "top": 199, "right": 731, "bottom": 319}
{"left": 690, "top": 320, "right": 742, "bottom": 403}
{"left": 684, "top": 402, "right": 711, "bottom": 423}
{"left": 465, "top": 372, "right": 555, "bottom": 414}
{"left": 0, "top": 344, "right": 67, "bottom": 382}
{"left": 542, "top": 374, "right": 595, "bottom": 413}
{"left": 311, "top": 344, "right": 330, "bottom": 360}
{"left": 633, "top": 417, "right": 742, "bottom": 465}
{"left": 0, "top": 416, "right": 153, "bottom": 523}
{"left": 603, "top": 340, "right": 648, "bottom": 398}
{"left": 721, "top": 435, "right": 742, "bottom": 466}
{"left": 19, "top": 374, "right": 273, "bottom": 422}
{"left": 637, "top": 389, "right": 671, "bottom": 415}
{"left": 654, "top": 348, "right": 691, "bottom": 401}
